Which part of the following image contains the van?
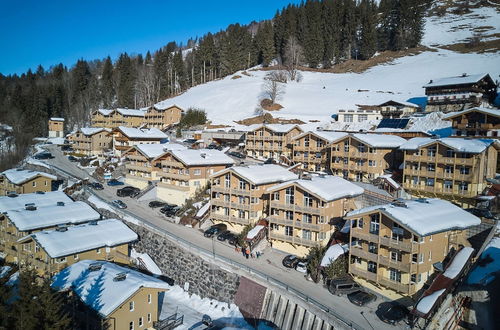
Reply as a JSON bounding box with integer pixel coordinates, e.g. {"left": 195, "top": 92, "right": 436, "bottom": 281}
{"left": 327, "top": 276, "right": 361, "bottom": 296}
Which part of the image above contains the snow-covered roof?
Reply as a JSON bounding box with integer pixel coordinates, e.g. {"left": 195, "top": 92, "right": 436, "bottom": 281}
{"left": 134, "top": 142, "right": 186, "bottom": 159}
{"left": 116, "top": 108, "right": 146, "bottom": 117}
{"left": 195, "top": 202, "right": 210, "bottom": 218}
{"left": 51, "top": 260, "right": 170, "bottom": 317}
{"left": 1, "top": 168, "right": 57, "bottom": 185}
{"left": 131, "top": 249, "right": 162, "bottom": 275}
{"left": 0, "top": 191, "right": 73, "bottom": 212}
{"left": 443, "top": 247, "right": 474, "bottom": 280}
{"left": 216, "top": 164, "right": 298, "bottom": 185}
{"left": 6, "top": 201, "right": 101, "bottom": 231}
{"left": 378, "top": 100, "right": 420, "bottom": 108}
{"left": 267, "top": 175, "right": 364, "bottom": 201}
{"left": 49, "top": 117, "right": 65, "bottom": 121}
{"left": 80, "top": 127, "right": 110, "bottom": 136}
{"left": 246, "top": 225, "right": 265, "bottom": 240}
{"left": 346, "top": 198, "right": 481, "bottom": 236}
{"left": 152, "top": 103, "right": 182, "bottom": 111}
{"left": 351, "top": 133, "right": 407, "bottom": 148}
{"left": 30, "top": 219, "right": 137, "bottom": 258}
{"left": 293, "top": 130, "right": 348, "bottom": 143}
{"left": 379, "top": 174, "right": 401, "bottom": 189}
{"left": 415, "top": 288, "right": 446, "bottom": 315}
{"left": 321, "top": 244, "right": 347, "bottom": 267}
{"left": 117, "top": 126, "right": 168, "bottom": 139}
{"left": 252, "top": 124, "right": 300, "bottom": 133}
{"left": 443, "top": 107, "right": 500, "bottom": 119}
{"left": 170, "top": 149, "right": 234, "bottom": 166}
{"left": 96, "top": 109, "right": 113, "bottom": 116}
{"left": 423, "top": 73, "right": 491, "bottom": 88}
{"left": 399, "top": 137, "right": 494, "bottom": 153}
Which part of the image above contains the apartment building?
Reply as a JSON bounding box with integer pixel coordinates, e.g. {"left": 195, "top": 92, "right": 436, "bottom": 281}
{"left": 0, "top": 168, "right": 56, "bottom": 196}
{"left": 52, "top": 260, "right": 170, "bottom": 330}
{"left": 400, "top": 137, "right": 498, "bottom": 206}
{"left": 91, "top": 108, "right": 146, "bottom": 128}
{"left": 245, "top": 124, "right": 303, "bottom": 161}
{"left": 112, "top": 126, "right": 168, "bottom": 156}
{"left": 267, "top": 175, "right": 364, "bottom": 256}
{"left": 345, "top": 198, "right": 480, "bottom": 297}
{"left": 378, "top": 100, "right": 420, "bottom": 119}
{"left": 423, "top": 73, "right": 497, "bottom": 112}
{"left": 144, "top": 104, "right": 183, "bottom": 129}
{"left": 292, "top": 131, "right": 348, "bottom": 172}
{"left": 152, "top": 149, "right": 234, "bottom": 205}
{"left": 67, "top": 127, "right": 112, "bottom": 157}
{"left": 210, "top": 164, "right": 298, "bottom": 233}
{"left": 17, "top": 219, "right": 137, "bottom": 276}
{"left": 444, "top": 107, "right": 500, "bottom": 138}
{"left": 0, "top": 191, "right": 101, "bottom": 263}
{"left": 48, "top": 117, "right": 64, "bottom": 138}
{"left": 123, "top": 143, "right": 187, "bottom": 190}
{"left": 330, "top": 133, "right": 406, "bottom": 182}
{"left": 337, "top": 108, "right": 381, "bottom": 123}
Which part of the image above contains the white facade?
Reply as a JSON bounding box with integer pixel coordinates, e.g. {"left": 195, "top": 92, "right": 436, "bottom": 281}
{"left": 337, "top": 109, "right": 381, "bottom": 123}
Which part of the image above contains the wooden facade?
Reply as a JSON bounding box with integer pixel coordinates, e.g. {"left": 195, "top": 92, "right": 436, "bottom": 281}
{"left": 144, "top": 105, "right": 183, "bottom": 129}
{"left": 245, "top": 124, "right": 303, "bottom": 161}
{"left": 444, "top": 107, "right": 500, "bottom": 138}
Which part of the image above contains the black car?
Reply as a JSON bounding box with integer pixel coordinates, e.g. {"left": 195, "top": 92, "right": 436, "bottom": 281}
{"left": 347, "top": 291, "right": 377, "bottom": 306}
{"left": 264, "top": 158, "right": 276, "bottom": 164}
{"left": 229, "top": 151, "right": 245, "bottom": 159}
{"left": 34, "top": 152, "right": 54, "bottom": 160}
{"left": 204, "top": 224, "right": 227, "bottom": 238}
{"left": 68, "top": 155, "right": 78, "bottom": 162}
{"left": 149, "top": 201, "right": 167, "bottom": 208}
{"left": 207, "top": 143, "right": 219, "bottom": 150}
{"left": 159, "top": 204, "right": 178, "bottom": 214}
{"left": 227, "top": 233, "right": 238, "bottom": 246}
{"left": 282, "top": 255, "right": 300, "bottom": 268}
{"left": 89, "top": 182, "right": 104, "bottom": 190}
{"left": 217, "top": 230, "right": 234, "bottom": 242}
{"left": 163, "top": 206, "right": 180, "bottom": 217}
{"left": 117, "top": 186, "right": 140, "bottom": 197}
{"left": 327, "top": 276, "right": 361, "bottom": 296}
{"left": 376, "top": 302, "right": 409, "bottom": 325}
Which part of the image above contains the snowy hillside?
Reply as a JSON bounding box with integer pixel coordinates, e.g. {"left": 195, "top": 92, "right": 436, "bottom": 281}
{"left": 155, "top": 3, "right": 500, "bottom": 125}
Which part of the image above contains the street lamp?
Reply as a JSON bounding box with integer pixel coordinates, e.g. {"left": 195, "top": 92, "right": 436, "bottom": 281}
{"left": 212, "top": 235, "right": 215, "bottom": 259}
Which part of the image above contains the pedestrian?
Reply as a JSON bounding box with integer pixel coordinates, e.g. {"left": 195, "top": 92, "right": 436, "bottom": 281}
{"left": 246, "top": 253, "right": 249, "bottom": 259}
{"left": 251, "top": 252, "right": 254, "bottom": 258}
{"left": 256, "top": 251, "right": 260, "bottom": 258}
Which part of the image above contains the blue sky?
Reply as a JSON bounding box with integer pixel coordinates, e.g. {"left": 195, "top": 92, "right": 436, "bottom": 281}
{"left": 0, "top": 0, "right": 300, "bottom": 75}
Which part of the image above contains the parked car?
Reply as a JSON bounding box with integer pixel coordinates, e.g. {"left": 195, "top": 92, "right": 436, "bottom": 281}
{"left": 162, "top": 206, "right": 180, "bottom": 217}
{"left": 112, "top": 200, "right": 127, "bottom": 209}
{"left": 61, "top": 145, "right": 74, "bottom": 151}
{"left": 159, "top": 204, "right": 178, "bottom": 214}
{"left": 264, "top": 158, "right": 276, "bottom": 164}
{"left": 295, "top": 261, "right": 308, "bottom": 273}
{"left": 227, "top": 233, "right": 238, "bottom": 246}
{"left": 217, "top": 230, "right": 234, "bottom": 242}
{"left": 68, "top": 155, "right": 78, "bottom": 162}
{"left": 117, "top": 186, "right": 140, "bottom": 197}
{"left": 282, "top": 255, "right": 300, "bottom": 268}
{"left": 107, "top": 179, "right": 124, "bottom": 186}
{"left": 34, "top": 152, "right": 54, "bottom": 160}
{"left": 347, "top": 290, "right": 377, "bottom": 306}
{"left": 89, "top": 182, "right": 104, "bottom": 190}
{"left": 149, "top": 201, "right": 167, "bottom": 208}
{"left": 229, "top": 151, "right": 245, "bottom": 159}
{"left": 327, "top": 276, "right": 361, "bottom": 296}
{"left": 207, "top": 143, "right": 219, "bottom": 150}
{"left": 377, "top": 302, "right": 409, "bottom": 325}
{"left": 204, "top": 224, "right": 227, "bottom": 238}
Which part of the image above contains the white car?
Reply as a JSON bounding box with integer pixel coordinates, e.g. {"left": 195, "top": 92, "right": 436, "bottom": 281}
{"left": 295, "top": 261, "right": 307, "bottom": 273}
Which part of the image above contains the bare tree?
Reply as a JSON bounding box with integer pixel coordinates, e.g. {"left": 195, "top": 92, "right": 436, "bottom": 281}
{"left": 284, "top": 36, "right": 304, "bottom": 81}
{"left": 262, "top": 71, "right": 285, "bottom": 104}
{"left": 135, "top": 65, "right": 161, "bottom": 108}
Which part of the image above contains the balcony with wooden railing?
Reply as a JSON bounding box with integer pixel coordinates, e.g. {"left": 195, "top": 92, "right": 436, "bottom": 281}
{"left": 270, "top": 201, "right": 323, "bottom": 215}
{"left": 349, "top": 266, "right": 377, "bottom": 282}
{"left": 160, "top": 160, "right": 184, "bottom": 168}
{"left": 211, "top": 199, "right": 252, "bottom": 211}
{"left": 156, "top": 171, "right": 189, "bottom": 181}
{"left": 267, "top": 216, "right": 330, "bottom": 232}
{"left": 157, "top": 181, "right": 190, "bottom": 191}
{"left": 268, "top": 231, "right": 320, "bottom": 247}
{"left": 211, "top": 213, "right": 252, "bottom": 225}
{"left": 349, "top": 247, "right": 378, "bottom": 263}
{"left": 126, "top": 163, "right": 152, "bottom": 172}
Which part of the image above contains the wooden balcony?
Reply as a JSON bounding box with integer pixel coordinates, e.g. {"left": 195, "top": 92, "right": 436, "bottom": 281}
{"left": 210, "top": 213, "right": 251, "bottom": 225}
{"left": 270, "top": 201, "right": 322, "bottom": 215}
{"left": 268, "top": 232, "right": 320, "bottom": 247}
{"left": 378, "top": 255, "right": 411, "bottom": 273}
{"left": 267, "top": 216, "right": 330, "bottom": 232}
{"left": 379, "top": 236, "right": 413, "bottom": 252}
{"left": 160, "top": 160, "right": 184, "bottom": 168}
{"left": 351, "top": 229, "right": 379, "bottom": 243}
{"left": 157, "top": 182, "right": 190, "bottom": 191}
{"left": 349, "top": 266, "right": 377, "bottom": 282}
{"left": 378, "top": 276, "right": 410, "bottom": 294}
{"left": 349, "top": 247, "right": 378, "bottom": 263}
{"left": 125, "top": 154, "right": 147, "bottom": 161}
{"left": 211, "top": 199, "right": 252, "bottom": 211}
{"left": 156, "top": 171, "right": 189, "bottom": 181}
{"left": 126, "top": 164, "right": 152, "bottom": 172}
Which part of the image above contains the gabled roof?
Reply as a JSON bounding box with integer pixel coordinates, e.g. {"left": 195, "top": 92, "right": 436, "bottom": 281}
{"left": 292, "top": 130, "right": 348, "bottom": 143}
{"left": 79, "top": 127, "right": 110, "bottom": 136}
{"left": 49, "top": 117, "right": 65, "bottom": 121}
{"left": 128, "top": 142, "right": 187, "bottom": 159}
{"left": 0, "top": 191, "right": 73, "bottom": 212}
{"left": 351, "top": 133, "right": 407, "bottom": 148}
{"left": 251, "top": 124, "right": 302, "bottom": 133}
{"left": 150, "top": 103, "right": 183, "bottom": 111}
{"left": 167, "top": 149, "right": 234, "bottom": 166}
{"left": 5, "top": 201, "right": 101, "bottom": 231}
{"left": 28, "top": 219, "right": 137, "bottom": 258}
{"left": 377, "top": 100, "right": 420, "bottom": 108}
{"left": 443, "top": 107, "right": 500, "bottom": 120}
{"left": 399, "top": 137, "right": 495, "bottom": 153}
{"left": 1, "top": 168, "right": 57, "bottom": 185}
{"left": 423, "top": 73, "right": 492, "bottom": 88}
{"left": 346, "top": 198, "right": 481, "bottom": 236}
{"left": 51, "top": 260, "right": 170, "bottom": 317}
{"left": 267, "top": 175, "right": 364, "bottom": 202}
{"left": 213, "top": 164, "right": 298, "bottom": 185}
{"left": 116, "top": 126, "right": 168, "bottom": 139}
{"left": 115, "top": 108, "right": 146, "bottom": 117}
{"left": 95, "top": 109, "right": 113, "bottom": 116}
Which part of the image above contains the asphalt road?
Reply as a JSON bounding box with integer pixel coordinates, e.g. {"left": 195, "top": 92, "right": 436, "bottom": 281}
{"left": 42, "top": 145, "right": 406, "bottom": 330}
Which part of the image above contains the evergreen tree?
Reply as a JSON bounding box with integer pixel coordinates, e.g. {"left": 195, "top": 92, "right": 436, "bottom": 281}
{"left": 302, "top": 0, "right": 324, "bottom": 67}
{"left": 100, "top": 56, "right": 114, "bottom": 107}
{"left": 37, "top": 278, "right": 72, "bottom": 330}
{"left": 11, "top": 269, "right": 41, "bottom": 330}
{"left": 255, "top": 21, "right": 276, "bottom": 66}
{"left": 358, "top": 0, "right": 377, "bottom": 60}
{"left": 115, "top": 53, "right": 136, "bottom": 108}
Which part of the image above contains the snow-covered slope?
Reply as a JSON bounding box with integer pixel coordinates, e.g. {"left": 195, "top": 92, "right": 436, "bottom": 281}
{"left": 155, "top": 3, "right": 500, "bottom": 125}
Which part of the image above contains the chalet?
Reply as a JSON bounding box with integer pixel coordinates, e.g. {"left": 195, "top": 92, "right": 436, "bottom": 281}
{"left": 0, "top": 168, "right": 56, "bottom": 196}
{"left": 67, "top": 127, "right": 112, "bottom": 157}
{"left": 91, "top": 108, "right": 146, "bottom": 128}
{"left": 443, "top": 107, "right": 500, "bottom": 138}
{"left": 144, "top": 104, "right": 183, "bottom": 129}
{"left": 245, "top": 124, "right": 303, "bottom": 161}
{"left": 112, "top": 126, "right": 168, "bottom": 156}
{"left": 48, "top": 117, "right": 64, "bottom": 138}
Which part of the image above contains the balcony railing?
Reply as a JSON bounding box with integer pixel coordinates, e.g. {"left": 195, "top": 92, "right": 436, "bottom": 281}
{"left": 270, "top": 201, "right": 322, "bottom": 215}
{"left": 267, "top": 216, "right": 330, "bottom": 232}
{"left": 211, "top": 199, "right": 252, "bottom": 211}
{"left": 378, "top": 255, "right": 411, "bottom": 273}
{"left": 379, "top": 236, "right": 413, "bottom": 252}
{"left": 351, "top": 229, "right": 379, "bottom": 243}
{"left": 378, "top": 277, "right": 410, "bottom": 294}
{"left": 160, "top": 160, "right": 184, "bottom": 168}
{"left": 210, "top": 213, "right": 251, "bottom": 225}
{"left": 157, "top": 182, "right": 190, "bottom": 191}
{"left": 125, "top": 164, "right": 152, "bottom": 172}
{"left": 349, "top": 266, "right": 377, "bottom": 282}
{"left": 156, "top": 171, "right": 189, "bottom": 181}
{"left": 349, "top": 247, "right": 378, "bottom": 262}
{"left": 268, "top": 232, "right": 320, "bottom": 247}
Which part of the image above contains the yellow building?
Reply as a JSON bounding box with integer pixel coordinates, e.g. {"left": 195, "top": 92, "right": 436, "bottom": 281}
{"left": 48, "top": 117, "right": 64, "bottom": 138}
{"left": 91, "top": 108, "right": 146, "bottom": 128}
{"left": 267, "top": 175, "right": 364, "bottom": 256}
{"left": 245, "top": 124, "right": 303, "bottom": 161}
{"left": 112, "top": 126, "right": 168, "bottom": 156}
{"left": 345, "top": 198, "right": 480, "bottom": 298}
{"left": 210, "top": 164, "right": 298, "bottom": 233}
{"left": 17, "top": 219, "right": 137, "bottom": 276}
{"left": 152, "top": 148, "right": 234, "bottom": 206}
{"left": 0, "top": 168, "right": 56, "bottom": 196}
{"left": 292, "top": 131, "right": 348, "bottom": 172}
{"left": 67, "top": 127, "right": 112, "bottom": 157}
{"left": 144, "top": 104, "right": 183, "bottom": 129}
{"left": 52, "top": 260, "right": 170, "bottom": 330}
{"left": 400, "top": 137, "right": 499, "bottom": 207}
{"left": 330, "top": 133, "right": 406, "bottom": 182}
{"left": 443, "top": 107, "right": 500, "bottom": 138}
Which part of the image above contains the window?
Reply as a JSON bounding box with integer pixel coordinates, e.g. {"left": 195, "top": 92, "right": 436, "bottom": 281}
{"left": 389, "top": 268, "right": 402, "bottom": 282}
{"left": 304, "top": 137, "right": 310, "bottom": 147}
{"left": 390, "top": 251, "right": 402, "bottom": 262}
{"left": 427, "top": 146, "right": 436, "bottom": 157}
{"left": 418, "top": 253, "right": 424, "bottom": 263}
{"left": 358, "top": 143, "right": 365, "bottom": 153}
{"left": 285, "top": 226, "right": 293, "bottom": 236}
{"left": 303, "top": 214, "right": 312, "bottom": 224}
{"left": 368, "top": 160, "right": 376, "bottom": 167}
{"left": 32, "top": 181, "right": 36, "bottom": 187}
{"left": 194, "top": 169, "right": 201, "bottom": 175}
{"left": 56, "top": 257, "right": 67, "bottom": 263}
{"left": 392, "top": 223, "right": 403, "bottom": 241}
{"left": 148, "top": 294, "right": 151, "bottom": 304}
{"left": 130, "top": 321, "right": 134, "bottom": 330}
{"left": 238, "top": 210, "right": 245, "bottom": 219}
{"left": 429, "top": 251, "right": 432, "bottom": 261}
{"left": 129, "top": 301, "right": 134, "bottom": 311}
{"left": 426, "top": 178, "right": 434, "bottom": 187}
{"left": 44, "top": 180, "right": 48, "bottom": 186}
{"left": 273, "top": 192, "right": 279, "bottom": 200}
{"left": 239, "top": 180, "right": 246, "bottom": 190}
{"left": 74, "top": 254, "right": 79, "bottom": 260}
{"left": 96, "top": 248, "right": 101, "bottom": 254}
{"left": 251, "top": 197, "right": 258, "bottom": 204}
{"left": 344, "top": 141, "right": 350, "bottom": 152}
{"left": 367, "top": 261, "right": 377, "bottom": 273}
{"left": 302, "top": 230, "right": 311, "bottom": 240}
{"left": 344, "top": 114, "right": 353, "bottom": 122}
{"left": 459, "top": 166, "right": 470, "bottom": 175}
{"left": 318, "top": 232, "right": 326, "bottom": 240}
{"left": 358, "top": 114, "right": 368, "bottom": 122}
{"left": 193, "top": 181, "right": 200, "bottom": 187}
{"left": 412, "top": 253, "right": 418, "bottom": 263}
{"left": 303, "top": 192, "right": 313, "bottom": 207}
{"left": 445, "top": 165, "right": 453, "bottom": 174}
{"left": 316, "top": 140, "right": 324, "bottom": 148}
{"left": 239, "top": 196, "right": 245, "bottom": 204}
{"left": 224, "top": 174, "right": 230, "bottom": 188}
{"left": 285, "top": 211, "right": 293, "bottom": 221}
{"left": 148, "top": 313, "right": 151, "bottom": 323}
{"left": 427, "top": 163, "right": 435, "bottom": 172}
{"left": 369, "top": 214, "right": 380, "bottom": 235}
{"left": 139, "top": 317, "right": 143, "bottom": 327}
{"left": 368, "top": 242, "right": 378, "bottom": 254}
{"left": 411, "top": 274, "right": 417, "bottom": 283}
{"left": 446, "top": 149, "right": 455, "bottom": 158}
{"left": 459, "top": 182, "right": 469, "bottom": 192}
{"left": 285, "top": 187, "right": 294, "bottom": 205}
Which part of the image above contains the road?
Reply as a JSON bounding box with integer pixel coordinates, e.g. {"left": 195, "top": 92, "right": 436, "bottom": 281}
{"left": 43, "top": 145, "right": 404, "bottom": 330}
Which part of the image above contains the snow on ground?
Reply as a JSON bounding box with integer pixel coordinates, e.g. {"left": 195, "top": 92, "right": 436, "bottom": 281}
{"left": 25, "top": 157, "right": 51, "bottom": 169}
{"left": 88, "top": 195, "right": 115, "bottom": 213}
{"left": 468, "top": 237, "right": 500, "bottom": 285}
